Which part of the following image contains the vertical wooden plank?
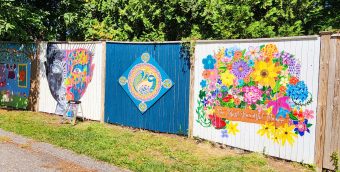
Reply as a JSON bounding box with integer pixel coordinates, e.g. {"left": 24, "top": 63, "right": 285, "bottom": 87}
{"left": 326, "top": 34, "right": 340, "bottom": 169}
{"left": 322, "top": 36, "right": 337, "bottom": 169}
{"left": 314, "top": 32, "right": 332, "bottom": 171}
{"left": 188, "top": 41, "right": 195, "bottom": 138}
{"left": 25, "top": 42, "right": 41, "bottom": 111}
{"left": 100, "top": 41, "right": 106, "bottom": 123}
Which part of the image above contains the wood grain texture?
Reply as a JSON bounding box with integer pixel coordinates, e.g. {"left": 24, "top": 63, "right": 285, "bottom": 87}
{"left": 100, "top": 41, "right": 107, "bottom": 123}
{"left": 188, "top": 42, "right": 195, "bottom": 138}
{"left": 314, "top": 33, "right": 331, "bottom": 171}
{"left": 322, "top": 36, "right": 338, "bottom": 169}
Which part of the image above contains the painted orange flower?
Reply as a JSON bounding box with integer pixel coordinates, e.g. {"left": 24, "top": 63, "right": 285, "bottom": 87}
{"left": 289, "top": 76, "right": 299, "bottom": 85}
{"left": 215, "top": 50, "right": 224, "bottom": 61}
{"left": 234, "top": 51, "right": 242, "bottom": 59}
{"left": 202, "top": 70, "right": 210, "bottom": 79}
{"left": 261, "top": 44, "right": 278, "bottom": 59}
{"left": 244, "top": 76, "right": 250, "bottom": 83}
{"left": 279, "top": 86, "right": 286, "bottom": 92}
{"left": 234, "top": 98, "right": 241, "bottom": 106}
{"left": 227, "top": 63, "right": 233, "bottom": 70}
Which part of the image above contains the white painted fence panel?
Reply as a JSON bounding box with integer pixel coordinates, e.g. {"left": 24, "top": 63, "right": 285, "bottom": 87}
{"left": 192, "top": 36, "right": 320, "bottom": 164}
{"left": 38, "top": 42, "right": 103, "bottom": 121}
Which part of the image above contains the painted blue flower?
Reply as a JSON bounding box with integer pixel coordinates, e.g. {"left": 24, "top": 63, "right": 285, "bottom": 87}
{"left": 248, "top": 59, "right": 255, "bottom": 67}
{"left": 217, "top": 79, "right": 222, "bottom": 84}
{"left": 276, "top": 108, "right": 290, "bottom": 119}
{"left": 221, "top": 86, "right": 228, "bottom": 91}
{"left": 202, "top": 55, "right": 216, "bottom": 69}
{"left": 202, "top": 98, "right": 208, "bottom": 106}
{"left": 293, "top": 119, "right": 310, "bottom": 136}
{"left": 221, "top": 129, "right": 229, "bottom": 138}
{"left": 287, "top": 81, "right": 308, "bottom": 102}
{"left": 224, "top": 46, "right": 240, "bottom": 58}
{"left": 238, "top": 79, "right": 244, "bottom": 86}
{"left": 200, "top": 80, "right": 207, "bottom": 88}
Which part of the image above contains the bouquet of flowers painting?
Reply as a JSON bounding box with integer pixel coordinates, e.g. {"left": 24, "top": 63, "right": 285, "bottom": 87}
{"left": 196, "top": 44, "right": 314, "bottom": 146}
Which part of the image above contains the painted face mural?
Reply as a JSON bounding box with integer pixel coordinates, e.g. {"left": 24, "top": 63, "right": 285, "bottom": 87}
{"left": 196, "top": 44, "right": 314, "bottom": 146}
{"left": 46, "top": 44, "right": 95, "bottom": 114}
{"left": 0, "top": 43, "right": 33, "bottom": 109}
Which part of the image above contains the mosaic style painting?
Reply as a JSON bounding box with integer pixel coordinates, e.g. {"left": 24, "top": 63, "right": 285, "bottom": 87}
{"left": 0, "top": 43, "right": 34, "bottom": 109}
{"left": 45, "top": 44, "right": 95, "bottom": 115}
{"left": 196, "top": 44, "right": 314, "bottom": 146}
{"left": 119, "top": 53, "right": 173, "bottom": 113}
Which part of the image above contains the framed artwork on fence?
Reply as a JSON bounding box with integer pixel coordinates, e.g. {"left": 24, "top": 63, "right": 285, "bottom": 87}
{"left": 118, "top": 52, "right": 174, "bottom": 113}
{"left": 18, "top": 64, "right": 27, "bottom": 88}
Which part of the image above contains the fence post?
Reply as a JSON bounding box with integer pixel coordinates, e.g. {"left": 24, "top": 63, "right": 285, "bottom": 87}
{"left": 314, "top": 31, "right": 332, "bottom": 171}
{"left": 188, "top": 42, "right": 195, "bottom": 138}
{"left": 100, "top": 41, "right": 107, "bottom": 123}
{"left": 28, "top": 41, "right": 43, "bottom": 111}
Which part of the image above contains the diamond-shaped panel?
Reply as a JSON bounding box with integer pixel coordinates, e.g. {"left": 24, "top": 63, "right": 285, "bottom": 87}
{"left": 118, "top": 53, "right": 174, "bottom": 113}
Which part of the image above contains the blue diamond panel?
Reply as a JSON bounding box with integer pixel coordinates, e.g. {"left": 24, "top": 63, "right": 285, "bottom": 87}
{"left": 118, "top": 53, "right": 174, "bottom": 113}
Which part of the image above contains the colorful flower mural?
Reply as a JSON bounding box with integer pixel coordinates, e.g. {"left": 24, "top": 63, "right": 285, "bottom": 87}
{"left": 196, "top": 44, "right": 314, "bottom": 146}
{"left": 45, "top": 44, "right": 95, "bottom": 115}
{"left": 118, "top": 53, "right": 174, "bottom": 113}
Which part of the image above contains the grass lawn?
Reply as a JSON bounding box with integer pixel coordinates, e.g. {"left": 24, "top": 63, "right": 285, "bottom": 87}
{"left": 0, "top": 110, "right": 313, "bottom": 172}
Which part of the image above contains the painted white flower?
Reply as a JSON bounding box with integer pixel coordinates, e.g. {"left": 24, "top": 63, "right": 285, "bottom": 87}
{"left": 280, "top": 77, "right": 289, "bottom": 86}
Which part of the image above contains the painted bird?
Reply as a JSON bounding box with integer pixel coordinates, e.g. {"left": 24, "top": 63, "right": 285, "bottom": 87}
{"left": 133, "top": 70, "right": 157, "bottom": 95}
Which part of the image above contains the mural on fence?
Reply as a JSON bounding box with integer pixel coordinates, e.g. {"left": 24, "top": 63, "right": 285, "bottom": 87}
{"left": 119, "top": 52, "right": 173, "bottom": 113}
{"left": 0, "top": 44, "right": 34, "bottom": 109}
{"left": 45, "top": 44, "right": 95, "bottom": 114}
{"left": 196, "top": 44, "right": 314, "bottom": 145}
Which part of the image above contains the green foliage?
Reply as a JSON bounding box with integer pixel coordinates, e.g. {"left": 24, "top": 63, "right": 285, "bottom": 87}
{"left": 331, "top": 151, "right": 339, "bottom": 171}
{"left": 0, "top": 0, "right": 339, "bottom": 41}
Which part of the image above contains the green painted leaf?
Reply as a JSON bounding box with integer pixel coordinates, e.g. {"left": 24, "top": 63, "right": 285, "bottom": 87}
{"left": 289, "top": 113, "right": 298, "bottom": 121}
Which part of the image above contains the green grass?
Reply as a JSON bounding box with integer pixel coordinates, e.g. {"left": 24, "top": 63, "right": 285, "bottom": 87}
{"left": 0, "top": 110, "right": 310, "bottom": 172}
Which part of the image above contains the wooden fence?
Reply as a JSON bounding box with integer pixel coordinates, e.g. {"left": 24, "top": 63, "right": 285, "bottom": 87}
{"left": 104, "top": 42, "right": 190, "bottom": 134}
{"left": 1, "top": 34, "right": 339, "bottom": 170}
{"left": 315, "top": 32, "right": 340, "bottom": 170}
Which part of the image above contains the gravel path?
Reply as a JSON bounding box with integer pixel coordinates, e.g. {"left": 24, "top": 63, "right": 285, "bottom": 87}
{"left": 0, "top": 129, "right": 128, "bottom": 172}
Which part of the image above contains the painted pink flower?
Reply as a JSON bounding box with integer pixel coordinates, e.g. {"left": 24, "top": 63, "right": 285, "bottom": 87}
{"left": 242, "top": 86, "right": 263, "bottom": 105}
{"left": 231, "top": 88, "right": 240, "bottom": 95}
{"left": 208, "top": 69, "right": 219, "bottom": 82}
{"left": 246, "top": 46, "right": 260, "bottom": 59}
{"left": 303, "top": 109, "right": 314, "bottom": 119}
{"left": 209, "top": 82, "right": 216, "bottom": 90}
{"left": 267, "top": 96, "right": 291, "bottom": 116}
{"left": 221, "top": 57, "right": 232, "bottom": 63}
{"left": 256, "top": 104, "right": 266, "bottom": 113}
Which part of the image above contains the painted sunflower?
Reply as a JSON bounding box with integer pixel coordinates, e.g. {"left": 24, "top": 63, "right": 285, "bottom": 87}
{"left": 251, "top": 60, "right": 282, "bottom": 89}
{"left": 220, "top": 70, "right": 235, "bottom": 87}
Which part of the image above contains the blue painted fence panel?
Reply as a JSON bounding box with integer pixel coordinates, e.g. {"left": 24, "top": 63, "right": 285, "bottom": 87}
{"left": 105, "top": 43, "right": 190, "bottom": 135}
{"left": 0, "top": 43, "right": 34, "bottom": 109}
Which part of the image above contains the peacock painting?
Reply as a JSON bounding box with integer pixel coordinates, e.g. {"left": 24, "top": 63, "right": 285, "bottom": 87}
{"left": 133, "top": 70, "right": 157, "bottom": 96}
{"left": 119, "top": 52, "right": 174, "bottom": 113}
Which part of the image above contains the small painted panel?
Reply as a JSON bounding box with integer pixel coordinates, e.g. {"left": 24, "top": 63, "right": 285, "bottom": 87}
{"left": 18, "top": 64, "right": 27, "bottom": 88}
{"left": 118, "top": 53, "right": 174, "bottom": 113}
{"left": 0, "top": 43, "right": 33, "bottom": 109}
